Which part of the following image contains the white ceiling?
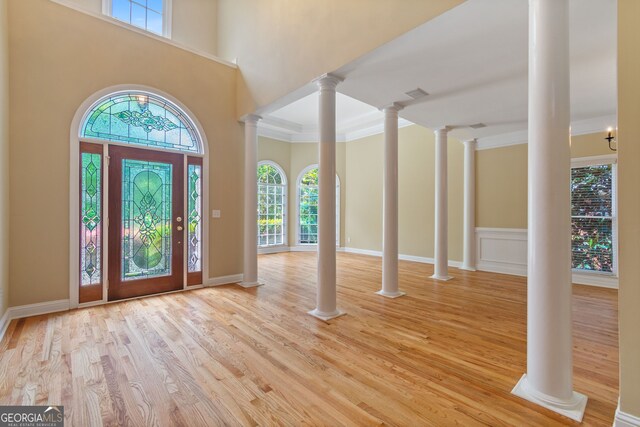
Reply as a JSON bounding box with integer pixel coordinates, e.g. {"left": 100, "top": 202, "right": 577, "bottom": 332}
{"left": 259, "top": 0, "right": 617, "bottom": 145}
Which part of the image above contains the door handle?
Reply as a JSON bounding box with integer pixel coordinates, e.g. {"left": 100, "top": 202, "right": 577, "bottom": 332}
{"left": 176, "top": 225, "right": 183, "bottom": 231}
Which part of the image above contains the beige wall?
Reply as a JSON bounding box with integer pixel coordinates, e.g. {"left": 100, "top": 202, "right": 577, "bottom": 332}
{"left": 8, "top": 0, "right": 240, "bottom": 306}
{"left": 257, "top": 137, "right": 347, "bottom": 247}
{"left": 50, "top": 0, "right": 218, "bottom": 56}
{"left": 477, "top": 132, "right": 615, "bottom": 229}
{"left": 617, "top": 0, "right": 640, "bottom": 418}
{"left": 0, "top": 0, "right": 8, "bottom": 318}
{"left": 217, "top": 0, "right": 464, "bottom": 117}
{"left": 345, "top": 125, "right": 464, "bottom": 262}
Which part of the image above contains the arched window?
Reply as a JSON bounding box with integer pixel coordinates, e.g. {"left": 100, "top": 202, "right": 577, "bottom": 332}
{"left": 297, "top": 165, "right": 340, "bottom": 245}
{"left": 257, "top": 161, "right": 287, "bottom": 247}
{"left": 81, "top": 91, "right": 202, "bottom": 153}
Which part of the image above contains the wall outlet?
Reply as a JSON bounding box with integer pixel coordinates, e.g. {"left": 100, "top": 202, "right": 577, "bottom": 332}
{"left": 212, "top": 210, "right": 221, "bottom": 218}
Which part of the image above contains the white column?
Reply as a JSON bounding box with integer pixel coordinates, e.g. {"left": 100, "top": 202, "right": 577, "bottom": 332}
{"left": 511, "top": 0, "right": 587, "bottom": 422}
{"left": 461, "top": 139, "right": 477, "bottom": 271}
{"left": 431, "top": 127, "right": 452, "bottom": 281}
{"left": 377, "top": 103, "right": 405, "bottom": 298}
{"left": 309, "top": 74, "right": 345, "bottom": 321}
{"left": 240, "top": 114, "right": 262, "bottom": 288}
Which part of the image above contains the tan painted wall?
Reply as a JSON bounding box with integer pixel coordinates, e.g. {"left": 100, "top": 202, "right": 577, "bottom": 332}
{"left": 257, "top": 137, "right": 347, "bottom": 247}
{"left": 0, "top": 0, "right": 9, "bottom": 317}
{"left": 617, "top": 0, "right": 640, "bottom": 417}
{"left": 345, "top": 125, "right": 464, "bottom": 262}
{"left": 50, "top": 0, "right": 218, "bottom": 56}
{"left": 477, "top": 132, "right": 615, "bottom": 229}
{"left": 8, "top": 0, "right": 240, "bottom": 306}
{"left": 217, "top": 0, "right": 465, "bottom": 117}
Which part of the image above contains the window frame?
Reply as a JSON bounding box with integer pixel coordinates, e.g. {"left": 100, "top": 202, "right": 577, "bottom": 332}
{"left": 257, "top": 160, "right": 288, "bottom": 249}
{"left": 295, "top": 164, "right": 340, "bottom": 247}
{"left": 570, "top": 154, "right": 618, "bottom": 276}
{"left": 102, "top": 0, "right": 173, "bottom": 38}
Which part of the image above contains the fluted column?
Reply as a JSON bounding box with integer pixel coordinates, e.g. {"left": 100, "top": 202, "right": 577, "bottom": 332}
{"left": 511, "top": 0, "right": 587, "bottom": 422}
{"left": 461, "top": 139, "right": 477, "bottom": 271}
{"left": 377, "top": 103, "right": 405, "bottom": 298}
{"left": 309, "top": 74, "right": 345, "bottom": 321}
{"left": 431, "top": 127, "right": 452, "bottom": 281}
{"left": 240, "top": 114, "right": 262, "bottom": 288}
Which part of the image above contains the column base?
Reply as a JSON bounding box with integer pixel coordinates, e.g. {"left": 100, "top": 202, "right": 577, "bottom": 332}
{"left": 308, "top": 309, "right": 346, "bottom": 322}
{"left": 375, "top": 290, "right": 406, "bottom": 299}
{"left": 430, "top": 274, "right": 453, "bottom": 281}
{"left": 512, "top": 374, "right": 588, "bottom": 422}
{"left": 460, "top": 265, "right": 477, "bottom": 272}
{"left": 239, "top": 281, "right": 264, "bottom": 288}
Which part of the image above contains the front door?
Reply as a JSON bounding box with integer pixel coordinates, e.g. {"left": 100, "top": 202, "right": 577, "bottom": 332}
{"left": 108, "top": 145, "right": 184, "bottom": 300}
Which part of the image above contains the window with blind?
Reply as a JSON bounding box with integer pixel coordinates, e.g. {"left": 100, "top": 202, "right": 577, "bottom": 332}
{"left": 571, "top": 162, "right": 615, "bottom": 273}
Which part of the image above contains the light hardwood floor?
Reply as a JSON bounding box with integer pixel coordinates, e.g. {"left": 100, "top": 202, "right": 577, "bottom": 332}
{"left": 0, "top": 252, "right": 618, "bottom": 426}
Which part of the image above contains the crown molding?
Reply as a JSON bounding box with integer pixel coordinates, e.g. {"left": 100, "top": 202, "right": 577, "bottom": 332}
{"left": 476, "top": 114, "right": 617, "bottom": 150}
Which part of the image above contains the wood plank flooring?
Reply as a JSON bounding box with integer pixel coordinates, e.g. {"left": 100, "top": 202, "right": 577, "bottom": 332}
{"left": 0, "top": 252, "right": 618, "bottom": 426}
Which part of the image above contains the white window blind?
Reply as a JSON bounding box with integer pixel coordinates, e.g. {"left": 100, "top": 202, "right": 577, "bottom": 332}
{"left": 570, "top": 163, "right": 614, "bottom": 273}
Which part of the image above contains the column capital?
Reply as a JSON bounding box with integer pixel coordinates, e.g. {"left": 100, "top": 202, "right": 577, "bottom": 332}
{"left": 313, "top": 73, "right": 344, "bottom": 91}
{"left": 241, "top": 114, "right": 262, "bottom": 125}
{"left": 434, "top": 126, "right": 452, "bottom": 134}
{"left": 462, "top": 138, "right": 478, "bottom": 146}
{"left": 380, "top": 102, "right": 404, "bottom": 113}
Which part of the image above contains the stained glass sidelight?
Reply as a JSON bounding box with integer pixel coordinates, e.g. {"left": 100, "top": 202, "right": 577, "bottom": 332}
{"left": 187, "top": 163, "right": 202, "bottom": 273}
{"left": 122, "top": 159, "right": 173, "bottom": 281}
{"left": 81, "top": 152, "right": 102, "bottom": 285}
{"left": 82, "top": 93, "right": 200, "bottom": 153}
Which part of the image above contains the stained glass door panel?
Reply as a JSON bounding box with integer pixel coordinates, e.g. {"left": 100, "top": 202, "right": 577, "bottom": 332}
{"left": 109, "top": 146, "right": 184, "bottom": 300}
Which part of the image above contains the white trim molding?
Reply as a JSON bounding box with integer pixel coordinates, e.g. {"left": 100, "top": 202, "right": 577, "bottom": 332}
{"left": 206, "top": 274, "right": 243, "bottom": 287}
{"left": 615, "top": 405, "right": 640, "bottom": 427}
{"left": 0, "top": 300, "right": 71, "bottom": 343}
{"left": 476, "top": 114, "right": 617, "bottom": 150}
{"left": 343, "top": 247, "right": 463, "bottom": 269}
{"left": 0, "top": 309, "right": 10, "bottom": 343}
{"left": 475, "top": 227, "right": 618, "bottom": 288}
{"left": 258, "top": 245, "right": 290, "bottom": 255}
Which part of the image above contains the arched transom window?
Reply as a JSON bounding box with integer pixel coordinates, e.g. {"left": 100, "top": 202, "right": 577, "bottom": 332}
{"left": 257, "top": 161, "right": 287, "bottom": 247}
{"left": 297, "top": 166, "right": 340, "bottom": 245}
{"left": 81, "top": 91, "right": 202, "bottom": 153}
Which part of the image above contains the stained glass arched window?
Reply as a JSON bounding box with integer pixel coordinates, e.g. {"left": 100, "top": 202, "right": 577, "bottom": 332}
{"left": 81, "top": 92, "right": 202, "bottom": 153}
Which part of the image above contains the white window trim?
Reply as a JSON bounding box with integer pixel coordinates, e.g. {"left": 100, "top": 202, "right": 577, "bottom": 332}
{"left": 570, "top": 154, "right": 618, "bottom": 276}
{"left": 295, "top": 164, "right": 340, "bottom": 247}
{"left": 257, "top": 160, "right": 288, "bottom": 249}
{"left": 102, "top": 0, "right": 172, "bottom": 38}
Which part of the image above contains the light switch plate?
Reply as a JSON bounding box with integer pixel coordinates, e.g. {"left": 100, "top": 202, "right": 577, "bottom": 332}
{"left": 212, "top": 210, "right": 221, "bottom": 218}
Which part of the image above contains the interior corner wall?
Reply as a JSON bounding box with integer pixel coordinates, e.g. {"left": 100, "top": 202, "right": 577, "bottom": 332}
{"left": 345, "top": 125, "right": 464, "bottom": 262}
{"left": 617, "top": 0, "right": 640, "bottom": 418}
{"left": 257, "top": 137, "right": 347, "bottom": 248}
{"left": 0, "top": 0, "right": 9, "bottom": 318}
{"left": 8, "top": 0, "right": 240, "bottom": 307}
{"left": 476, "top": 131, "right": 616, "bottom": 229}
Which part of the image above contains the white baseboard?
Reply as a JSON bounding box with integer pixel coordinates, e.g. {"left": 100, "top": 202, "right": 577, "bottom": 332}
{"left": 615, "top": 405, "right": 640, "bottom": 427}
{"left": 206, "top": 274, "right": 243, "bottom": 286}
{"left": 0, "top": 299, "right": 71, "bottom": 343}
{"left": 258, "top": 245, "right": 290, "bottom": 255}
{"left": 289, "top": 245, "right": 317, "bottom": 252}
{"left": 8, "top": 299, "right": 70, "bottom": 320}
{"left": 343, "top": 247, "right": 462, "bottom": 269}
